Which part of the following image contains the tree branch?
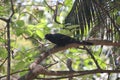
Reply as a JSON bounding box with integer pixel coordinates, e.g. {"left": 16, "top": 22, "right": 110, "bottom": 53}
{"left": 36, "top": 69, "right": 120, "bottom": 79}
{"left": 6, "top": 0, "right": 15, "bottom": 80}
{"left": 18, "top": 40, "right": 120, "bottom": 80}
{"left": 87, "top": 40, "right": 120, "bottom": 46}
{"left": 0, "top": 69, "right": 29, "bottom": 79}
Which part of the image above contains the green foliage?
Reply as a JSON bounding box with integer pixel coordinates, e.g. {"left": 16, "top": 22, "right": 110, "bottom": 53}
{"left": 16, "top": 20, "right": 25, "bottom": 28}
{"left": 0, "top": 0, "right": 120, "bottom": 80}
{"left": 0, "top": 37, "right": 6, "bottom": 43}
{"left": 64, "top": 0, "right": 120, "bottom": 41}
{"left": 0, "top": 47, "right": 7, "bottom": 59}
{"left": 0, "top": 2, "right": 11, "bottom": 17}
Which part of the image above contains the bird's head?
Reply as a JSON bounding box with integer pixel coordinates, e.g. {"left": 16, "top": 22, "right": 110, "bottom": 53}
{"left": 45, "top": 34, "right": 53, "bottom": 40}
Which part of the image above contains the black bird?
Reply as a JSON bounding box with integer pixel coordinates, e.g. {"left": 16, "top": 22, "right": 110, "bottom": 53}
{"left": 45, "top": 33, "right": 93, "bottom": 46}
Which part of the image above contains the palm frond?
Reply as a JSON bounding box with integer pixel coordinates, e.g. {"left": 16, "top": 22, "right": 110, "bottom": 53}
{"left": 64, "top": 0, "right": 120, "bottom": 41}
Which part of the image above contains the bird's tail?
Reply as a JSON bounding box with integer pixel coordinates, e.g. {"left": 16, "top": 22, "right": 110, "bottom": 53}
{"left": 76, "top": 41, "right": 93, "bottom": 45}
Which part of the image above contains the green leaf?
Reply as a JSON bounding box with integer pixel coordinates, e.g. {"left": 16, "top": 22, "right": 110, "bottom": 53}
{"left": 0, "top": 48, "right": 7, "bottom": 58}
{"left": 16, "top": 20, "right": 25, "bottom": 27}
{"left": 15, "top": 55, "right": 21, "bottom": 60}
{"left": 0, "top": 65, "right": 5, "bottom": 73}
{"left": 36, "top": 30, "right": 44, "bottom": 39}
{"left": 15, "top": 28, "right": 24, "bottom": 36}
{"left": 36, "top": 20, "right": 46, "bottom": 28}
{"left": 14, "top": 60, "right": 25, "bottom": 71}
{"left": 27, "top": 25, "right": 35, "bottom": 30}
{"left": 0, "top": 37, "right": 6, "bottom": 43}
{"left": 116, "top": 16, "right": 120, "bottom": 25}
{"left": 69, "top": 48, "right": 78, "bottom": 53}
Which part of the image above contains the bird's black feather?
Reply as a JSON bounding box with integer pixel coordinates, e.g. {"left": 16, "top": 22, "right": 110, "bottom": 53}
{"left": 45, "top": 33, "right": 93, "bottom": 46}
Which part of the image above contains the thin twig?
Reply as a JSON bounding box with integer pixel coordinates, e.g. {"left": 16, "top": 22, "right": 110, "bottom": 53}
{"left": 44, "top": 0, "right": 61, "bottom": 24}
{"left": 22, "top": 12, "right": 40, "bottom": 23}
{"left": 44, "top": 0, "right": 55, "bottom": 11}
{"left": 0, "top": 57, "right": 8, "bottom": 67}
{"left": 84, "top": 46, "right": 101, "bottom": 69}
{"left": 0, "top": 69, "right": 29, "bottom": 79}
{"left": 54, "top": 1, "right": 61, "bottom": 24}
{"left": 45, "top": 61, "right": 58, "bottom": 69}
{"left": 107, "top": 73, "right": 110, "bottom": 80}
